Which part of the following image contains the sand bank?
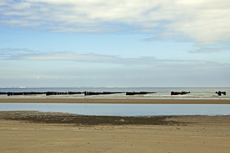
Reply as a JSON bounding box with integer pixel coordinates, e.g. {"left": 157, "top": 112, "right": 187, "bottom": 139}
{"left": 0, "top": 98, "right": 230, "bottom": 104}
{"left": 0, "top": 111, "right": 229, "bottom": 153}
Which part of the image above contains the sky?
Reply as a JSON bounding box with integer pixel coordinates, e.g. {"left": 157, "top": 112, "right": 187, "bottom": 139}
{"left": 0, "top": 0, "right": 230, "bottom": 87}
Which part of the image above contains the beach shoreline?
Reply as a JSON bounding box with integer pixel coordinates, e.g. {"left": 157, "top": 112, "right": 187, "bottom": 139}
{"left": 0, "top": 111, "right": 229, "bottom": 153}
{"left": 0, "top": 98, "right": 230, "bottom": 104}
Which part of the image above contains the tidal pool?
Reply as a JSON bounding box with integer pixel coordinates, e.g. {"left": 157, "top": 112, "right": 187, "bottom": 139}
{"left": 0, "top": 103, "right": 229, "bottom": 116}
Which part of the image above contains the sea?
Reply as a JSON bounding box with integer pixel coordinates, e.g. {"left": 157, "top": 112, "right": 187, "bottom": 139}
{"left": 1, "top": 87, "right": 230, "bottom": 116}
{"left": 0, "top": 87, "right": 230, "bottom": 99}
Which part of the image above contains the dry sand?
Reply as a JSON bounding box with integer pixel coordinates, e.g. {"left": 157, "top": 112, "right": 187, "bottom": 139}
{"left": 0, "top": 98, "right": 230, "bottom": 104}
{"left": 0, "top": 98, "right": 229, "bottom": 152}
{"left": 0, "top": 114, "right": 230, "bottom": 153}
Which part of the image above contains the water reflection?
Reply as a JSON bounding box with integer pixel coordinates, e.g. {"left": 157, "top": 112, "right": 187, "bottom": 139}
{"left": 0, "top": 103, "right": 229, "bottom": 116}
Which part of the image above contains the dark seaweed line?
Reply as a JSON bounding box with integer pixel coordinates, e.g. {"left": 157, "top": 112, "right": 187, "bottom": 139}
{"left": 0, "top": 112, "right": 179, "bottom": 125}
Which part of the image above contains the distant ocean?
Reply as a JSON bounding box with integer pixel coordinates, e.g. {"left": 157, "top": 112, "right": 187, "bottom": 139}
{"left": 0, "top": 87, "right": 230, "bottom": 99}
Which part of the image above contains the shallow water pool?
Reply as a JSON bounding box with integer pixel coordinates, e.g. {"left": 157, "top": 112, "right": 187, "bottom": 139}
{"left": 0, "top": 103, "right": 230, "bottom": 116}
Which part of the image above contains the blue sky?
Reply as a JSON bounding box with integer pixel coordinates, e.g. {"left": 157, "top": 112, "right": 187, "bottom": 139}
{"left": 0, "top": 0, "right": 230, "bottom": 87}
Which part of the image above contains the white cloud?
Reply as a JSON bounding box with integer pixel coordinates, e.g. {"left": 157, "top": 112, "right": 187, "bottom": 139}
{"left": 0, "top": 48, "right": 36, "bottom": 59}
{"left": 1, "top": 48, "right": 201, "bottom": 65}
{"left": 1, "top": 0, "right": 230, "bottom": 45}
{"left": 191, "top": 46, "right": 230, "bottom": 53}
{"left": 20, "top": 53, "right": 116, "bottom": 62}
{"left": 4, "top": 48, "right": 224, "bottom": 69}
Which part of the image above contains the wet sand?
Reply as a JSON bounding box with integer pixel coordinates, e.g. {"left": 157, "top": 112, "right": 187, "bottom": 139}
{"left": 0, "top": 112, "right": 229, "bottom": 153}
{"left": 0, "top": 98, "right": 230, "bottom": 104}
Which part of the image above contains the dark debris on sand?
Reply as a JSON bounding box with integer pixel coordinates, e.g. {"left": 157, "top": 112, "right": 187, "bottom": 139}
{"left": 0, "top": 111, "right": 180, "bottom": 126}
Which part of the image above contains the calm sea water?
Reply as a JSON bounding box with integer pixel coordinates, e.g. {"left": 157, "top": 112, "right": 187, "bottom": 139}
{"left": 0, "top": 87, "right": 230, "bottom": 99}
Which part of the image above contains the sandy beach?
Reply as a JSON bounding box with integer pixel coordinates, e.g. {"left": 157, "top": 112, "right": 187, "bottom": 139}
{"left": 0, "top": 98, "right": 230, "bottom": 104}
{"left": 0, "top": 111, "right": 229, "bottom": 153}
{"left": 0, "top": 98, "right": 229, "bottom": 152}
